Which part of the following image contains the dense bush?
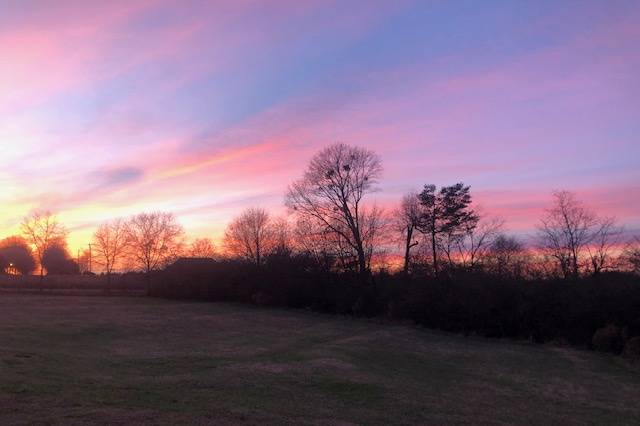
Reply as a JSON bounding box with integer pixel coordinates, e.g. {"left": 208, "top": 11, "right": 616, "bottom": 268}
{"left": 623, "top": 337, "right": 640, "bottom": 362}
{"left": 154, "top": 256, "right": 640, "bottom": 354}
{"left": 592, "top": 324, "right": 624, "bottom": 353}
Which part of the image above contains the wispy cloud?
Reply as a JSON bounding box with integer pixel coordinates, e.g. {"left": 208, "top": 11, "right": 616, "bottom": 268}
{"left": 0, "top": 0, "right": 638, "bottom": 250}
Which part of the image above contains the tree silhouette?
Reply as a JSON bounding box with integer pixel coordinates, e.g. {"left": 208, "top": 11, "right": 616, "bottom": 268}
{"left": 486, "top": 234, "right": 527, "bottom": 278}
{"left": 624, "top": 237, "right": 640, "bottom": 274}
{"left": 189, "top": 238, "right": 217, "bottom": 259}
{"left": 395, "top": 191, "right": 421, "bottom": 275}
{"left": 417, "top": 183, "right": 477, "bottom": 277}
{"left": 292, "top": 216, "right": 339, "bottom": 272}
{"left": 93, "top": 218, "right": 129, "bottom": 289}
{"left": 42, "top": 242, "right": 78, "bottom": 275}
{"left": 448, "top": 216, "right": 503, "bottom": 270}
{"left": 270, "top": 216, "right": 293, "bottom": 255}
{"left": 21, "top": 211, "right": 67, "bottom": 285}
{"left": 224, "top": 207, "right": 275, "bottom": 266}
{"left": 0, "top": 236, "right": 37, "bottom": 275}
{"left": 125, "top": 212, "right": 184, "bottom": 293}
{"left": 360, "top": 204, "right": 387, "bottom": 272}
{"left": 586, "top": 216, "right": 623, "bottom": 275}
{"left": 538, "top": 191, "right": 600, "bottom": 279}
{"left": 286, "top": 143, "right": 382, "bottom": 276}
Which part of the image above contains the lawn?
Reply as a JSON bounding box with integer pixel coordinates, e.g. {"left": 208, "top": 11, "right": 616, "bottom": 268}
{"left": 1, "top": 294, "right": 639, "bottom": 425}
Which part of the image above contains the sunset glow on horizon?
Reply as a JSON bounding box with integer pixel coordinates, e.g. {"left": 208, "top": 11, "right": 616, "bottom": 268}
{"left": 1, "top": 0, "right": 639, "bottom": 252}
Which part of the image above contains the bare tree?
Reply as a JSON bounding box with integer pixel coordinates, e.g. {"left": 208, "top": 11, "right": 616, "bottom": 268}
{"left": 586, "top": 217, "right": 623, "bottom": 275}
{"left": 395, "top": 191, "right": 421, "bottom": 274}
{"left": 270, "top": 216, "right": 293, "bottom": 254}
{"left": 77, "top": 248, "right": 92, "bottom": 274}
{"left": 292, "top": 217, "right": 334, "bottom": 271}
{"left": 486, "top": 234, "right": 527, "bottom": 279}
{"left": 21, "top": 211, "right": 67, "bottom": 284}
{"left": 453, "top": 216, "right": 504, "bottom": 270}
{"left": 125, "top": 212, "right": 184, "bottom": 292}
{"left": 538, "top": 191, "right": 599, "bottom": 279}
{"left": 361, "top": 205, "right": 388, "bottom": 271}
{"left": 223, "top": 207, "right": 274, "bottom": 266}
{"left": 285, "top": 143, "right": 382, "bottom": 276}
{"left": 93, "top": 218, "right": 129, "bottom": 288}
{"left": 624, "top": 237, "right": 640, "bottom": 274}
{"left": 189, "top": 238, "right": 217, "bottom": 259}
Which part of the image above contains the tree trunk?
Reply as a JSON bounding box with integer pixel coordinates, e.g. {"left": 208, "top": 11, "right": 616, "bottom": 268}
{"left": 403, "top": 242, "right": 411, "bottom": 275}
{"left": 356, "top": 246, "right": 367, "bottom": 277}
{"left": 431, "top": 230, "right": 438, "bottom": 279}
{"left": 403, "top": 226, "right": 414, "bottom": 275}
{"left": 106, "top": 271, "right": 112, "bottom": 295}
{"left": 571, "top": 250, "right": 579, "bottom": 279}
{"left": 146, "top": 266, "right": 152, "bottom": 296}
{"left": 352, "top": 232, "right": 368, "bottom": 279}
{"left": 349, "top": 219, "right": 367, "bottom": 278}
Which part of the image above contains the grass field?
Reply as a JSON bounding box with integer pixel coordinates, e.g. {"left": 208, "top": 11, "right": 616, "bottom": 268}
{"left": 1, "top": 294, "right": 639, "bottom": 425}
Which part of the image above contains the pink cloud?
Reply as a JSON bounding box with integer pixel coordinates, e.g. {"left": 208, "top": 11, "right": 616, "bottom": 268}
{"left": 0, "top": 1, "right": 160, "bottom": 110}
{"left": 1, "top": 1, "right": 637, "bottom": 252}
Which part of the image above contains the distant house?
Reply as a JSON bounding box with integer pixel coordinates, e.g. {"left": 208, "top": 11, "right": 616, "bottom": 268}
{"left": 165, "top": 257, "right": 217, "bottom": 273}
{"left": 162, "top": 257, "right": 219, "bottom": 285}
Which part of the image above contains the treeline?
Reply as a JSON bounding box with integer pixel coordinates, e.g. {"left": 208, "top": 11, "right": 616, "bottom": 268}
{"left": 155, "top": 258, "right": 640, "bottom": 358}
{"left": 153, "top": 143, "right": 639, "bottom": 359}
{"left": 2, "top": 144, "right": 639, "bottom": 280}
{"left": 1, "top": 143, "right": 640, "bottom": 358}
{"left": 218, "top": 144, "right": 639, "bottom": 278}
{"left": 0, "top": 212, "right": 186, "bottom": 292}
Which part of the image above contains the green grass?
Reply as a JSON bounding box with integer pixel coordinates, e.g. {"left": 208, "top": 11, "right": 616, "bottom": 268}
{"left": 0, "top": 294, "right": 639, "bottom": 425}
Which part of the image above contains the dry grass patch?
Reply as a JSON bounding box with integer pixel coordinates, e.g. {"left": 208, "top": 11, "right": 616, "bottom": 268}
{"left": 1, "top": 294, "right": 639, "bottom": 425}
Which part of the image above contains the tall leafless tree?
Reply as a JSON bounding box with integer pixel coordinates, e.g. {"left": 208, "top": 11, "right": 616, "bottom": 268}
{"left": 285, "top": 143, "right": 382, "bottom": 276}
{"left": 93, "top": 218, "right": 129, "bottom": 288}
{"left": 360, "top": 205, "right": 388, "bottom": 271}
{"left": 395, "top": 191, "right": 421, "bottom": 274}
{"left": 21, "top": 211, "right": 67, "bottom": 285}
{"left": 125, "top": 212, "right": 184, "bottom": 292}
{"left": 452, "top": 216, "right": 504, "bottom": 270}
{"left": 586, "top": 217, "right": 623, "bottom": 275}
{"left": 223, "top": 207, "right": 274, "bottom": 266}
{"left": 538, "top": 191, "right": 599, "bottom": 279}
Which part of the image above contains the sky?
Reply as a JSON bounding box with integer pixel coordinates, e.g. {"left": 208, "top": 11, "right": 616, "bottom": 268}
{"left": 0, "top": 0, "right": 639, "bottom": 251}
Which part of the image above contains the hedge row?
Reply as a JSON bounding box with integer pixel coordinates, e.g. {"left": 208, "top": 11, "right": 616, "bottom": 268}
{"left": 153, "top": 256, "right": 640, "bottom": 356}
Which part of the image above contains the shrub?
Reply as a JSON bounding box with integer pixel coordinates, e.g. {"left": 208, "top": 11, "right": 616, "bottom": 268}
{"left": 622, "top": 337, "right": 640, "bottom": 362}
{"left": 252, "top": 291, "right": 273, "bottom": 306}
{"left": 154, "top": 258, "right": 640, "bottom": 355}
{"left": 592, "top": 324, "right": 624, "bottom": 353}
